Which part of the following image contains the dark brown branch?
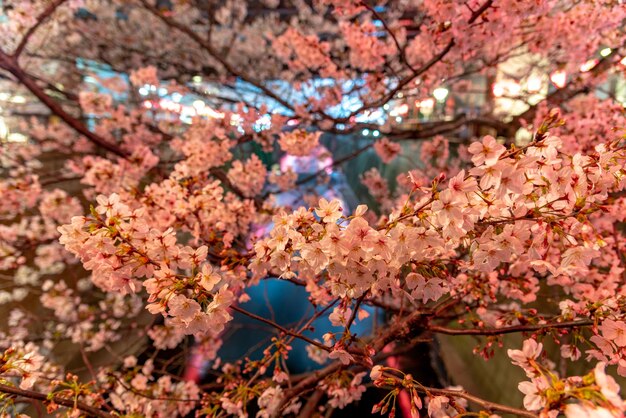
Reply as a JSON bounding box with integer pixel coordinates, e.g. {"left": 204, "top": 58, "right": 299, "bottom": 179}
{"left": 420, "top": 386, "right": 538, "bottom": 418}
{"left": 332, "top": 0, "right": 495, "bottom": 123}
{"left": 468, "top": 0, "right": 494, "bottom": 24}
{"left": 429, "top": 319, "right": 594, "bottom": 336}
{"left": 360, "top": 1, "right": 416, "bottom": 72}
{"left": 388, "top": 114, "right": 511, "bottom": 141}
{"left": 230, "top": 305, "right": 331, "bottom": 352}
{"left": 139, "top": 0, "right": 296, "bottom": 113}
{"left": 0, "top": 383, "right": 112, "bottom": 418}
{"left": 13, "top": 0, "right": 68, "bottom": 58}
{"left": 297, "top": 388, "right": 325, "bottom": 418}
{"left": 0, "top": 52, "right": 126, "bottom": 157}
{"left": 208, "top": 167, "right": 263, "bottom": 210}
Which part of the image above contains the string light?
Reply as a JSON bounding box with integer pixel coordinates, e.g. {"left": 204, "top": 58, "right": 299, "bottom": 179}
{"left": 580, "top": 59, "right": 598, "bottom": 73}
{"left": 600, "top": 48, "right": 612, "bottom": 57}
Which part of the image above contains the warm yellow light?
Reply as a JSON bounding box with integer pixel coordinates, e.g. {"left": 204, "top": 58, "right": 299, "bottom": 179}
{"left": 7, "top": 132, "right": 27, "bottom": 142}
{"left": 580, "top": 59, "right": 598, "bottom": 73}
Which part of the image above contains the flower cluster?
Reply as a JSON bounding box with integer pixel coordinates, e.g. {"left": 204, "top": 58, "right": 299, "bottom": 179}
{"left": 277, "top": 130, "right": 321, "bottom": 156}
{"left": 509, "top": 339, "right": 625, "bottom": 416}
{"left": 58, "top": 194, "right": 235, "bottom": 339}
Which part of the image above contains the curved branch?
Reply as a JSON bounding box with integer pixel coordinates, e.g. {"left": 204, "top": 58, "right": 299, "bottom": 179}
{"left": 13, "top": 0, "right": 68, "bottom": 58}
{"left": 139, "top": 0, "right": 296, "bottom": 113}
{"left": 0, "top": 383, "right": 112, "bottom": 418}
{"left": 332, "top": 0, "right": 495, "bottom": 124}
{"left": 0, "top": 52, "right": 126, "bottom": 158}
{"left": 360, "top": 1, "right": 415, "bottom": 72}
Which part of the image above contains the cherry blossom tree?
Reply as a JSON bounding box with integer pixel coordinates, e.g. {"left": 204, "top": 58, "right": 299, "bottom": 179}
{"left": 1, "top": 0, "right": 626, "bottom": 417}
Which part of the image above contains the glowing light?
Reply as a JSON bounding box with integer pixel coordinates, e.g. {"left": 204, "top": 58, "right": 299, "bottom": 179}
{"left": 254, "top": 114, "right": 272, "bottom": 132}
{"left": 138, "top": 87, "right": 149, "bottom": 96}
{"left": 492, "top": 80, "right": 520, "bottom": 97}
{"left": 192, "top": 75, "right": 202, "bottom": 84}
{"left": 171, "top": 92, "right": 182, "bottom": 102}
{"left": 180, "top": 106, "right": 195, "bottom": 122}
{"left": 0, "top": 93, "right": 9, "bottom": 101}
{"left": 621, "top": 56, "right": 626, "bottom": 66}
{"left": 515, "top": 127, "right": 533, "bottom": 146}
{"left": 580, "top": 59, "right": 598, "bottom": 73}
{"left": 389, "top": 103, "right": 409, "bottom": 117}
{"left": 0, "top": 117, "right": 7, "bottom": 138}
{"left": 397, "top": 92, "right": 404, "bottom": 98}
{"left": 372, "top": 130, "right": 380, "bottom": 137}
{"left": 362, "top": 129, "right": 370, "bottom": 136}
{"left": 550, "top": 70, "right": 567, "bottom": 88}
{"left": 507, "top": 81, "right": 521, "bottom": 95}
{"left": 433, "top": 87, "right": 449, "bottom": 102}
{"left": 159, "top": 99, "right": 183, "bottom": 113}
{"left": 383, "top": 104, "right": 389, "bottom": 110}
{"left": 7, "top": 132, "right": 27, "bottom": 142}
{"left": 230, "top": 114, "right": 242, "bottom": 126}
{"left": 10, "top": 95, "right": 26, "bottom": 104}
{"left": 418, "top": 98, "right": 434, "bottom": 109}
{"left": 192, "top": 100, "right": 205, "bottom": 111}
{"left": 526, "top": 75, "right": 542, "bottom": 93}
{"left": 600, "top": 48, "right": 612, "bottom": 57}
{"left": 199, "top": 106, "right": 224, "bottom": 119}
{"left": 395, "top": 116, "right": 402, "bottom": 122}
{"left": 157, "top": 87, "right": 168, "bottom": 96}
{"left": 143, "top": 101, "right": 153, "bottom": 109}
{"left": 156, "top": 97, "right": 224, "bottom": 120}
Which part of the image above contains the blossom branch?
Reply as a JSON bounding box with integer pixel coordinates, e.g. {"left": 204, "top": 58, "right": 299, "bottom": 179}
{"left": 0, "top": 383, "right": 112, "bottom": 418}
{"left": 12, "top": 0, "right": 69, "bottom": 58}
{"left": 0, "top": 52, "right": 127, "bottom": 157}
{"left": 334, "top": 0, "right": 495, "bottom": 123}
{"left": 139, "top": 0, "right": 296, "bottom": 114}
{"left": 418, "top": 386, "right": 539, "bottom": 418}
{"left": 428, "top": 319, "right": 594, "bottom": 336}
{"left": 359, "top": 1, "right": 415, "bottom": 72}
